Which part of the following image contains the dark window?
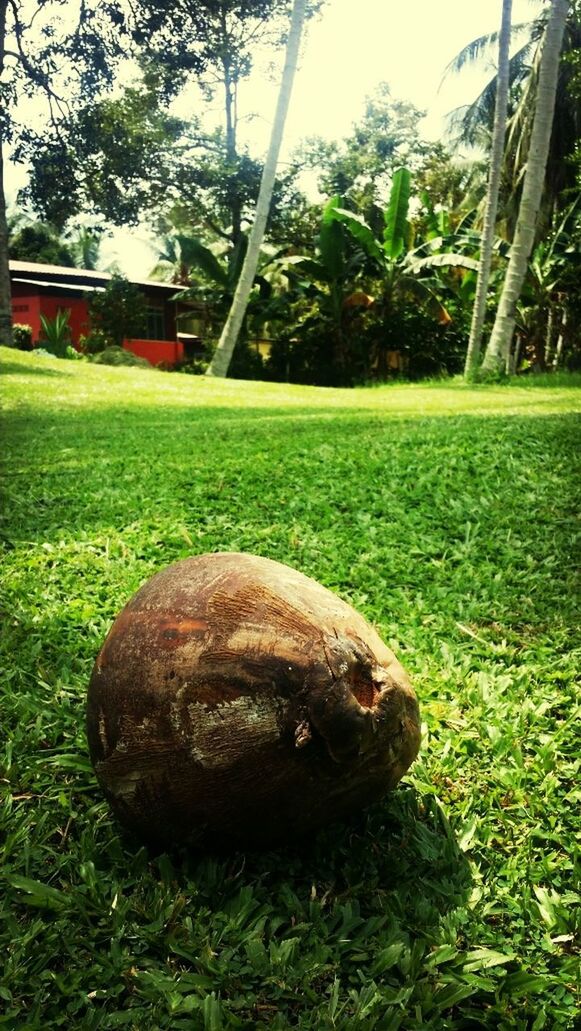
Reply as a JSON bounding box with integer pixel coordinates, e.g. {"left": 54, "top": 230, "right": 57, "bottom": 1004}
{"left": 145, "top": 305, "right": 166, "bottom": 341}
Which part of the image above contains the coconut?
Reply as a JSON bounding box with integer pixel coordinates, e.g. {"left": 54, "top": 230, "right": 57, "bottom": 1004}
{"left": 87, "top": 553, "right": 420, "bottom": 848}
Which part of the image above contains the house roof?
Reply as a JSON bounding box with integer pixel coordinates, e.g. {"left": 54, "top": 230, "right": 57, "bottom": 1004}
{"left": 9, "top": 260, "right": 182, "bottom": 293}
{"left": 12, "top": 276, "right": 105, "bottom": 293}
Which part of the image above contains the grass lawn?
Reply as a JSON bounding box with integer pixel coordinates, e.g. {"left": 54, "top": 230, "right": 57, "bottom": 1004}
{"left": 1, "top": 346, "right": 580, "bottom": 1030}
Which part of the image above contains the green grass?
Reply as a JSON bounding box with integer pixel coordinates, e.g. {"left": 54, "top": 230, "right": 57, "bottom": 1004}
{"left": 1, "top": 346, "right": 580, "bottom": 1030}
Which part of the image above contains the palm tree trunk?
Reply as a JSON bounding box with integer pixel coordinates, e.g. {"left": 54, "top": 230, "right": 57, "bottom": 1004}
{"left": 0, "top": 139, "right": 13, "bottom": 349}
{"left": 0, "top": 0, "right": 14, "bottom": 349}
{"left": 207, "top": 0, "right": 306, "bottom": 379}
{"left": 544, "top": 305, "right": 555, "bottom": 366}
{"left": 464, "top": 0, "right": 512, "bottom": 380}
{"left": 481, "top": 0, "right": 569, "bottom": 375}
{"left": 553, "top": 307, "right": 567, "bottom": 367}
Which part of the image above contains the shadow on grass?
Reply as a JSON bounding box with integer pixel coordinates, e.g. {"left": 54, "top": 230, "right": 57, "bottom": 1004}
{"left": 0, "top": 360, "right": 69, "bottom": 378}
{"left": 135, "top": 785, "right": 472, "bottom": 935}
{"left": 194, "top": 787, "right": 471, "bottom": 919}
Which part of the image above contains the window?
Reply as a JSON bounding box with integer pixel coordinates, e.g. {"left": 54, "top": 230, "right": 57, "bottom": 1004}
{"left": 145, "top": 305, "right": 166, "bottom": 341}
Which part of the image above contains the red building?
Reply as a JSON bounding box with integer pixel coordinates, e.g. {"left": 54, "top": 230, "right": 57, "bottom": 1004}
{"left": 10, "top": 260, "right": 206, "bottom": 366}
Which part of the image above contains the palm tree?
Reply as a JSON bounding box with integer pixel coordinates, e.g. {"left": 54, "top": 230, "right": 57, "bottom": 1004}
{"left": 464, "top": 0, "right": 512, "bottom": 380}
{"left": 445, "top": 3, "right": 580, "bottom": 227}
{"left": 68, "top": 227, "right": 103, "bottom": 271}
{"left": 0, "top": 2, "right": 13, "bottom": 348}
{"left": 207, "top": 0, "right": 306, "bottom": 378}
{"left": 149, "top": 232, "right": 224, "bottom": 286}
{"left": 481, "top": 0, "right": 570, "bottom": 374}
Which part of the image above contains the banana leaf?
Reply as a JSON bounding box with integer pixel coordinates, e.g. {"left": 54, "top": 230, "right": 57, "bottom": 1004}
{"left": 329, "top": 207, "right": 384, "bottom": 264}
{"left": 406, "top": 253, "right": 479, "bottom": 273}
{"left": 383, "top": 167, "right": 411, "bottom": 260}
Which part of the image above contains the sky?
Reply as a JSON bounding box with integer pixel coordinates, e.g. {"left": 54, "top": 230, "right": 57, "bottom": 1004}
{"left": 7, "top": 0, "right": 543, "bottom": 276}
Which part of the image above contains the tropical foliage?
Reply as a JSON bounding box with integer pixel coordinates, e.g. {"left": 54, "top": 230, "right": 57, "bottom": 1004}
{"left": 87, "top": 275, "right": 147, "bottom": 349}
{"left": 38, "top": 310, "right": 72, "bottom": 358}
{"left": 4, "top": 2, "right": 580, "bottom": 379}
{"left": 265, "top": 171, "right": 479, "bottom": 384}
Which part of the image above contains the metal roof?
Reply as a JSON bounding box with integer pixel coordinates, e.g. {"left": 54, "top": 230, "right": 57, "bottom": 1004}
{"left": 9, "top": 259, "right": 181, "bottom": 292}
{"left": 12, "top": 277, "right": 105, "bottom": 293}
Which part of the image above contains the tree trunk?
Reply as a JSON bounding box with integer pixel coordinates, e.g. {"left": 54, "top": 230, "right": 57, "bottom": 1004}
{"left": 544, "top": 305, "right": 555, "bottom": 366}
{"left": 207, "top": 0, "right": 306, "bottom": 379}
{"left": 481, "top": 0, "right": 569, "bottom": 375}
{"left": 553, "top": 307, "right": 567, "bottom": 367}
{"left": 0, "top": 0, "right": 14, "bottom": 349}
{"left": 464, "top": 0, "right": 512, "bottom": 380}
{"left": 220, "top": 5, "right": 242, "bottom": 247}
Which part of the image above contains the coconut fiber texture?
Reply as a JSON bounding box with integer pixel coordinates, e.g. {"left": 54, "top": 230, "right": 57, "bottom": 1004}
{"left": 87, "top": 553, "right": 420, "bottom": 849}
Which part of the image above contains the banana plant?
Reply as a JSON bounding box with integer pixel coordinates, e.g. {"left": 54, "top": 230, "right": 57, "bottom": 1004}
{"left": 323, "top": 169, "right": 480, "bottom": 374}
{"left": 516, "top": 198, "right": 580, "bottom": 368}
{"left": 278, "top": 196, "right": 376, "bottom": 375}
{"left": 330, "top": 168, "right": 479, "bottom": 299}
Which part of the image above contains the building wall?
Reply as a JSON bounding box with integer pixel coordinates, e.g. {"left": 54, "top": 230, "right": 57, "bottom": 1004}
{"left": 39, "top": 295, "right": 91, "bottom": 345}
{"left": 123, "top": 338, "right": 185, "bottom": 366}
{"left": 11, "top": 288, "right": 90, "bottom": 345}
{"left": 11, "top": 290, "right": 42, "bottom": 340}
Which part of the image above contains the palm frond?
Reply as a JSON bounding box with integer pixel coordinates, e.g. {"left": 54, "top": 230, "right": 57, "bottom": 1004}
{"left": 440, "top": 21, "right": 532, "bottom": 83}
{"left": 445, "top": 39, "right": 537, "bottom": 145}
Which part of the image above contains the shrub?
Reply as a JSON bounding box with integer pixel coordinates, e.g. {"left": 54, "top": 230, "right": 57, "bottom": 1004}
{"left": 78, "top": 329, "right": 112, "bottom": 355}
{"left": 91, "top": 346, "right": 151, "bottom": 368}
{"left": 39, "top": 310, "right": 72, "bottom": 358}
{"left": 12, "top": 323, "right": 33, "bottom": 351}
{"left": 228, "top": 339, "right": 265, "bottom": 380}
{"left": 173, "top": 358, "right": 210, "bottom": 375}
{"left": 64, "top": 345, "right": 84, "bottom": 361}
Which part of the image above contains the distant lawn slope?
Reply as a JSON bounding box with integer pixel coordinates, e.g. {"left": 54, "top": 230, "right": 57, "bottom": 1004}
{"left": 1, "top": 347, "right": 580, "bottom": 1029}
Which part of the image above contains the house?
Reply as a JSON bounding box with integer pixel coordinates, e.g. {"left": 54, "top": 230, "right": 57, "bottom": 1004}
{"left": 9, "top": 260, "right": 207, "bottom": 366}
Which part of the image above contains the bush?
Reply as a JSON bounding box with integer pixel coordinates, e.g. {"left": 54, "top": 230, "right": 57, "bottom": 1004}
{"left": 267, "top": 306, "right": 466, "bottom": 386}
{"left": 90, "top": 346, "right": 151, "bottom": 368}
{"left": 227, "top": 339, "right": 265, "bottom": 380}
{"left": 173, "top": 358, "right": 210, "bottom": 375}
{"left": 12, "top": 324, "right": 33, "bottom": 351}
{"left": 64, "top": 345, "right": 84, "bottom": 361}
{"left": 78, "top": 329, "right": 112, "bottom": 355}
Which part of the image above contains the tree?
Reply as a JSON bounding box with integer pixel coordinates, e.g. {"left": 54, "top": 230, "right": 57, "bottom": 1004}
{"left": 67, "top": 227, "right": 104, "bottom": 271}
{"left": 129, "top": 1, "right": 319, "bottom": 249}
{"left": 0, "top": 0, "right": 11, "bottom": 344}
{"left": 9, "top": 221, "right": 75, "bottom": 266}
{"left": 464, "top": 0, "right": 512, "bottom": 380}
{"left": 329, "top": 172, "right": 479, "bottom": 373}
{"left": 445, "top": 4, "right": 580, "bottom": 228}
{"left": 271, "top": 175, "right": 480, "bottom": 385}
{"left": 21, "top": 77, "right": 187, "bottom": 230}
{"left": 481, "top": 0, "right": 570, "bottom": 374}
{"left": 88, "top": 275, "right": 146, "bottom": 349}
{"left": 514, "top": 199, "right": 580, "bottom": 369}
{"left": 207, "top": 0, "right": 307, "bottom": 378}
{"left": 298, "top": 85, "right": 432, "bottom": 227}
{"left": 0, "top": 0, "right": 127, "bottom": 347}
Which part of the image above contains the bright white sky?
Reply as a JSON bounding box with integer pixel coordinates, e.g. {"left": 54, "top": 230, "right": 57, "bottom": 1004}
{"left": 7, "top": 0, "right": 542, "bottom": 276}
